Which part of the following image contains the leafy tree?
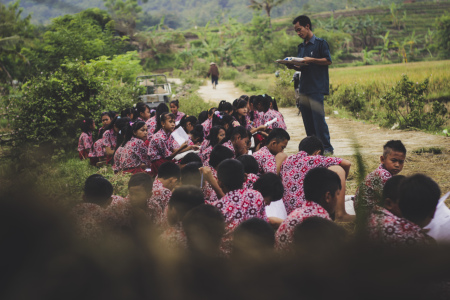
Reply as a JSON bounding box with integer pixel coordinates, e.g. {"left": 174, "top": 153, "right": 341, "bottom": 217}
{"left": 248, "top": 0, "right": 291, "bottom": 27}
{"left": 104, "top": 0, "right": 148, "bottom": 37}
{"left": 434, "top": 12, "right": 450, "bottom": 58}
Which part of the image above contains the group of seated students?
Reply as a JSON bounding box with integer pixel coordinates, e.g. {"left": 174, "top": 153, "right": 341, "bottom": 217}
{"left": 75, "top": 94, "right": 445, "bottom": 256}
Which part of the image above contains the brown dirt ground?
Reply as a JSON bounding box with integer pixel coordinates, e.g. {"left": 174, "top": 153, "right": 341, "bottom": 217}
{"left": 198, "top": 80, "right": 450, "bottom": 202}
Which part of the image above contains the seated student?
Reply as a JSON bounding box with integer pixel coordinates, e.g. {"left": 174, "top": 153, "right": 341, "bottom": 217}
{"left": 280, "top": 136, "right": 351, "bottom": 220}
{"left": 201, "top": 107, "right": 217, "bottom": 137}
{"left": 232, "top": 218, "right": 275, "bottom": 262}
{"left": 181, "top": 162, "right": 203, "bottom": 187}
{"left": 78, "top": 118, "right": 94, "bottom": 161}
{"left": 211, "top": 159, "right": 269, "bottom": 252}
{"left": 147, "top": 103, "right": 169, "bottom": 140}
{"left": 101, "top": 116, "right": 119, "bottom": 165}
{"left": 113, "top": 121, "right": 150, "bottom": 174}
{"left": 179, "top": 152, "right": 202, "bottom": 169}
{"left": 149, "top": 162, "right": 180, "bottom": 217}
{"left": 236, "top": 155, "right": 259, "bottom": 190}
{"left": 218, "top": 100, "right": 233, "bottom": 115}
{"left": 135, "top": 102, "right": 151, "bottom": 123}
{"left": 121, "top": 107, "right": 134, "bottom": 120}
{"left": 232, "top": 99, "right": 267, "bottom": 135}
{"left": 275, "top": 167, "right": 341, "bottom": 252}
{"left": 89, "top": 112, "right": 113, "bottom": 166}
{"left": 355, "top": 140, "right": 406, "bottom": 210}
{"left": 202, "top": 145, "right": 234, "bottom": 203}
{"left": 148, "top": 112, "right": 196, "bottom": 176}
{"left": 182, "top": 204, "right": 225, "bottom": 258}
{"left": 188, "top": 124, "right": 204, "bottom": 146}
{"left": 253, "top": 173, "right": 285, "bottom": 228}
{"left": 252, "top": 128, "right": 290, "bottom": 175}
{"left": 71, "top": 174, "right": 115, "bottom": 239}
{"left": 160, "top": 186, "right": 205, "bottom": 249}
{"left": 221, "top": 126, "right": 251, "bottom": 158}
{"left": 292, "top": 216, "right": 348, "bottom": 259}
{"left": 254, "top": 94, "right": 287, "bottom": 130}
{"left": 178, "top": 115, "right": 198, "bottom": 134}
{"left": 199, "top": 125, "right": 227, "bottom": 165}
{"left": 170, "top": 100, "right": 185, "bottom": 122}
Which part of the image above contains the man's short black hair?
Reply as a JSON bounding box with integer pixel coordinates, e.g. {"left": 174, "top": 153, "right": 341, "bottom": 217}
{"left": 209, "top": 145, "right": 234, "bottom": 169}
{"left": 267, "top": 128, "right": 290, "bottom": 144}
{"left": 292, "top": 15, "right": 312, "bottom": 30}
{"left": 398, "top": 174, "right": 440, "bottom": 225}
{"left": 217, "top": 159, "right": 245, "bottom": 191}
{"left": 128, "top": 173, "right": 153, "bottom": 193}
{"left": 169, "top": 185, "right": 205, "bottom": 221}
{"left": 180, "top": 152, "right": 202, "bottom": 165}
{"left": 84, "top": 174, "right": 113, "bottom": 204}
{"left": 181, "top": 162, "right": 203, "bottom": 187}
{"left": 233, "top": 218, "right": 275, "bottom": 250}
{"left": 383, "top": 140, "right": 407, "bottom": 157}
{"left": 304, "top": 167, "right": 341, "bottom": 206}
{"left": 230, "top": 126, "right": 249, "bottom": 141}
{"left": 253, "top": 173, "right": 284, "bottom": 202}
{"left": 382, "top": 175, "right": 405, "bottom": 205}
{"left": 298, "top": 136, "right": 324, "bottom": 155}
{"left": 158, "top": 162, "right": 181, "bottom": 180}
{"left": 236, "top": 155, "right": 259, "bottom": 174}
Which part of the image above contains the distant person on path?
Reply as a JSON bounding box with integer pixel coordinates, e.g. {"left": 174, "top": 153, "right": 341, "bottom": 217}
{"left": 207, "top": 62, "right": 219, "bottom": 89}
{"left": 288, "top": 15, "right": 334, "bottom": 154}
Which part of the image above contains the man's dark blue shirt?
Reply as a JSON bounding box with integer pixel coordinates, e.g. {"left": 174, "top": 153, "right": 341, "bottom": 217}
{"left": 297, "top": 35, "right": 332, "bottom": 95}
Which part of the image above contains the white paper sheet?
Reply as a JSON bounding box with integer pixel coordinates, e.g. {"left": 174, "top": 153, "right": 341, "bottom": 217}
{"left": 264, "top": 118, "right": 277, "bottom": 127}
{"left": 265, "top": 199, "right": 288, "bottom": 219}
{"left": 173, "top": 149, "right": 200, "bottom": 161}
{"left": 171, "top": 127, "right": 189, "bottom": 146}
{"left": 424, "top": 192, "right": 450, "bottom": 243}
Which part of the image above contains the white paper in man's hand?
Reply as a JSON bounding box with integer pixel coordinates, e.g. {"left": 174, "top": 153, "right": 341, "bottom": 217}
{"left": 424, "top": 192, "right": 450, "bottom": 243}
{"left": 265, "top": 200, "right": 288, "bottom": 220}
{"left": 171, "top": 127, "right": 189, "bottom": 146}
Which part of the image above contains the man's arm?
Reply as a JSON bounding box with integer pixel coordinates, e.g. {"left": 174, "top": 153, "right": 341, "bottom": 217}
{"left": 301, "top": 57, "right": 332, "bottom": 65}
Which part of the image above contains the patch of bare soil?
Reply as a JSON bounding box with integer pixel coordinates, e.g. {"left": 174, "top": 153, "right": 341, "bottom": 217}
{"left": 197, "top": 80, "right": 450, "bottom": 196}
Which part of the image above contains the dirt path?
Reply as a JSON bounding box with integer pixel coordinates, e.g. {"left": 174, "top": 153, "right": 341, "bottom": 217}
{"left": 197, "top": 80, "right": 450, "bottom": 193}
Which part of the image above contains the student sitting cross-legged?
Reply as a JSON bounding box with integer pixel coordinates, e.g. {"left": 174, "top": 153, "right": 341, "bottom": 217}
{"left": 275, "top": 167, "right": 341, "bottom": 252}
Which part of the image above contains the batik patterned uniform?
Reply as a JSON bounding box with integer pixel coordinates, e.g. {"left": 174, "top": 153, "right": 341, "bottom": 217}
{"left": 244, "top": 173, "right": 259, "bottom": 190}
{"left": 115, "top": 137, "right": 150, "bottom": 171}
{"left": 102, "top": 129, "right": 117, "bottom": 152}
{"left": 78, "top": 132, "right": 93, "bottom": 153}
{"left": 199, "top": 139, "right": 212, "bottom": 164}
{"left": 146, "top": 116, "right": 157, "bottom": 139}
{"left": 110, "top": 195, "right": 164, "bottom": 228}
{"left": 112, "top": 146, "right": 124, "bottom": 172}
{"left": 203, "top": 168, "right": 219, "bottom": 204}
{"left": 160, "top": 222, "right": 187, "bottom": 250}
{"left": 281, "top": 152, "right": 342, "bottom": 215}
{"left": 148, "top": 129, "right": 177, "bottom": 161}
{"left": 275, "top": 201, "right": 331, "bottom": 251}
{"left": 253, "top": 146, "right": 276, "bottom": 174}
{"left": 149, "top": 178, "right": 172, "bottom": 213}
{"left": 89, "top": 138, "right": 105, "bottom": 158}
{"left": 263, "top": 109, "right": 287, "bottom": 130}
{"left": 71, "top": 203, "right": 116, "bottom": 239}
{"left": 174, "top": 111, "right": 185, "bottom": 122}
{"left": 221, "top": 140, "right": 236, "bottom": 155}
{"left": 249, "top": 111, "right": 264, "bottom": 128}
{"left": 201, "top": 119, "right": 213, "bottom": 137}
{"left": 368, "top": 206, "right": 434, "bottom": 247}
{"left": 355, "top": 164, "right": 393, "bottom": 209}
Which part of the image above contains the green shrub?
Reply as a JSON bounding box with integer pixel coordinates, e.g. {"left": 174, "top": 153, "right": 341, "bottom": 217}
{"left": 234, "top": 73, "right": 266, "bottom": 94}
{"left": 178, "top": 92, "right": 213, "bottom": 116}
{"left": 220, "top": 66, "right": 240, "bottom": 80}
{"left": 329, "top": 83, "right": 367, "bottom": 117}
{"left": 270, "top": 69, "right": 296, "bottom": 107}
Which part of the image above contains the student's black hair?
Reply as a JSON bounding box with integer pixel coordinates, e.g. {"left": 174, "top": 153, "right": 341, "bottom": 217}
{"left": 198, "top": 111, "right": 208, "bottom": 124}
{"left": 232, "top": 100, "right": 248, "bottom": 128}
{"left": 254, "top": 95, "right": 271, "bottom": 112}
{"left": 109, "top": 110, "right": 118, "bottom": 118}
{"left": 253, "top": 173, "right": 284, "bottom": 201}
{"left": 168, "top": 185, "right": 205, "bottom": 223}
{"left": 209, "top": 145, "right": 235, "bottom": 169}
{"left": 298, "top": 136, "right": 324, "bottom": 155}
{"left": 121, "top": 107, "right": 134, "bottom": 118}
{"left": 230, "top": 126, "right": 249, "bottom": 142}
{"left": 190, "top": 124, "right": 204, "bottom": 144}
{"left": 270, "top": 97, "right": 279, "bottom": 111}
{"left": 180, "top": 152, "right": 202, "bottom": 165}
{"left": 218, "top": 100, "right": 233, "bottom": 113}
{"left": 382, "top": 175, "right": 406, "bottom": 205}
{"left": 154, "top": 104, "right": 170, "bottom": 133}
{"left": 182, "top": 204, "right": 225, "bottom": 255}
{"left": 181, "top": 162, "right": 203, "bottom": 187}
{"left": 239, "top": 95, "right": 249, "bottom": 102}
{"left": 398, "top": 174, "right": 440, "bottom": 225}
{"left": 236, "top": 155, "right": 259, "bottom": 174}
{"left": 170, "top": 99, "right": 179, "bottom": 108}
{"left": 114, "top": 117, "right": 131, "bottom": 151}
{"left": 121, "top": 120, "right": 146, "bottom": 147}
{"left": 158, "top": 161, "right": 181, "bottom": 180}
{"left": 101, "top": 111, "right": 112, "bottom": 119}
{"left": 128, "top": 172, "right": 153, "bottom": 194}
{"left": 267, "top": 128, "right": 290, "bottom": 144}
{"left": 83, "top": 174, "right": 113, "bottom": 205}
{"left": 292, "top": 15, "right": 312, "bottom": 30}
{"left": 207, "top": 125, "right": 226, "bottom": 147}
{"left": 98, "top": 112, "right": 113, "bottom": 138}
{"left": 103, "top": 115, "right": 118, "bottom": 136}
{"left": 303, "top": 167, "right": 341, "bottom": 206}
{"left": 154, "top": 112, "right": 175, "bottom": 134}
{"left": 212, "top": 111, "right": 234, "bottom": 129}
{"left": 217, "top": 159, "right": 245, "bottom": 191}
{"left": 248, "top": 95, "right": 257, "bottom": 121}
{"left": 80, "top": 118, "right": 94, "bottom": 134}
{"left": 135, "top": 102, "right": 149, "bottom": 118}
{"left": 383, "top": 140, "right": 407, "bottom": 157}
{"left": 233, "top": 218, "right": 275, "bottom": 250}
{"left": 208, "top": 107, "right": 217, "bottom": 117}
{"left": 179, "top": 115, "right": 198, "bottom": 133}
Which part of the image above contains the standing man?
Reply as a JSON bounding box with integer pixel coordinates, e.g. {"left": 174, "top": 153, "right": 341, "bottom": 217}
{"left": 288, "top": 15, "right": 333, "bottom": 154}
{"left": 207, "top": 62, "right": 219, "bottom": 89}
